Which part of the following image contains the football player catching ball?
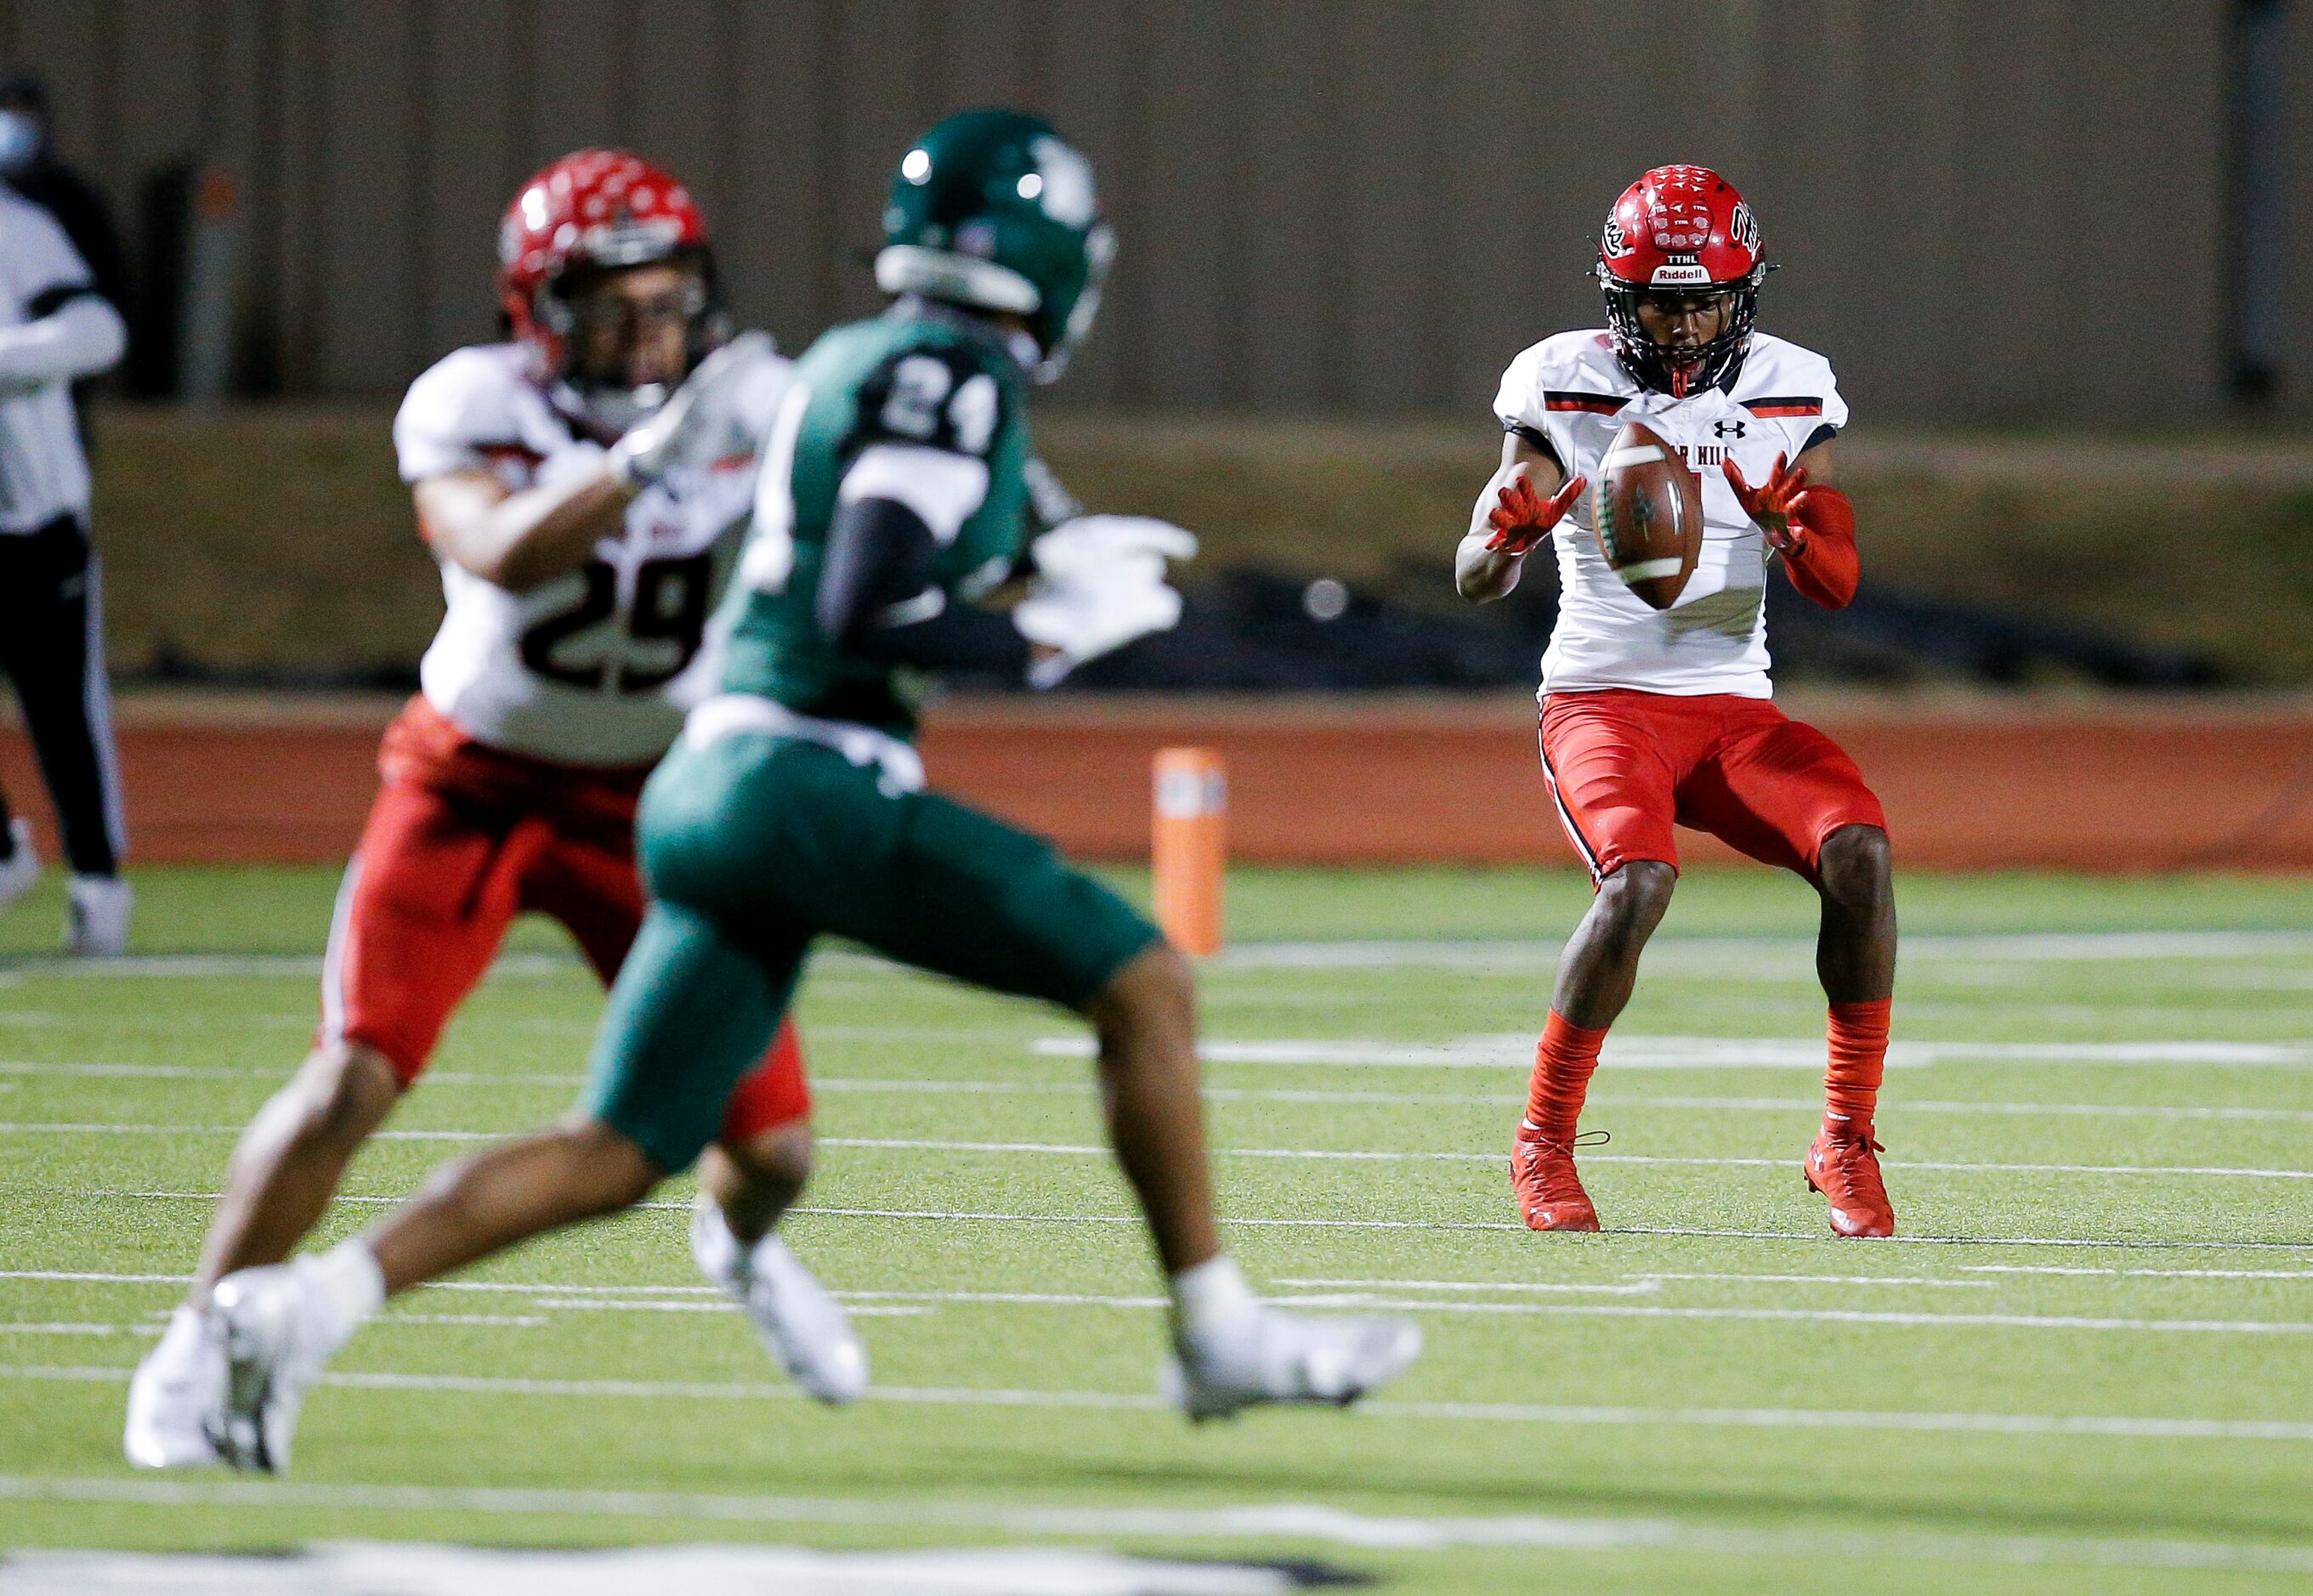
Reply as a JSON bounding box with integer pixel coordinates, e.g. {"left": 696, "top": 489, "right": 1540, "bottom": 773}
{"left": 127, "top": 152, "right": 856, "bottom": 1469}
{"left": 1456, "top": 165, "right": 1898, "bottom": 1240}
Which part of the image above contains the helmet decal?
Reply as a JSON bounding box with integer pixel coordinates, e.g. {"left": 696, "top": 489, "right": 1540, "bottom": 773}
{"left": 1026, "top": 135, "right": 1097, "bottom": 227}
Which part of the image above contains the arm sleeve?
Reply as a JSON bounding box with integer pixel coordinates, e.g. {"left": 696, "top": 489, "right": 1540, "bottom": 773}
{"left": 815, "top": 494, "right": 1032, "bottom": 676}
{"left": 1780, "top": 485, "right": 1859, "bottom": 609}
{"left": 0, "top": 293, "right": 125, "bottom": 391}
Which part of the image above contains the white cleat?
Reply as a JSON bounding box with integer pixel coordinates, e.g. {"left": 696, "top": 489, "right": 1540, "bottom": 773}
{"left": 124, "top": 1305, "right": 225, "bottom": 1469}
{"left": 691, "top": 1196, "right": 867, "bottom": 1405}
{"left": 0, "top": 819, "right": 39, "bottom": 916}
{"left": 65, "top": 874, "right": 132, "bottom": 956}
{"left": 1165, "top": 1304, "right": 1422, "bottom": 1422}
{"left": 208, "top": 1260, "right": 344, "bottom": 1474}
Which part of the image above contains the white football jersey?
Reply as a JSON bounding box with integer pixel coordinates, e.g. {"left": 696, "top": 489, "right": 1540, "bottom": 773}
{"left": 393, "top": 342, "right": 791, "bottom": 767}
{"left": 1493, "top": 329, "right": 1847, "bottom": 699}
{"left": 0, "top": 189, "right": 111, "bottom": 533}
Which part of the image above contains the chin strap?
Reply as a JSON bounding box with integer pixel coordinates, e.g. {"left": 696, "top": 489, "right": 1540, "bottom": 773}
{"left": 1779, "top": 484, "right": 1859, "bottom": 609}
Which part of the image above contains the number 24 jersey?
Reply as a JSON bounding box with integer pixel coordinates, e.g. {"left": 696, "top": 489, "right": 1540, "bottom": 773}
{"left": 392, "top": 342, "right": 794, "bottom": 767}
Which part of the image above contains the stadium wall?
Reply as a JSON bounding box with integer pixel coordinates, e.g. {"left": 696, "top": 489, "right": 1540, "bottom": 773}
{"left": 6, "top": 693, "right": 2309, "bottom": 874}
{"left": 0, "top": 0, "right": 2265, "bottom": 420}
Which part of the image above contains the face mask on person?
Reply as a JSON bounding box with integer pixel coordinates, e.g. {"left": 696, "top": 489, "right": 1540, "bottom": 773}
{"left": 0, "top": 110, "right": 43, "bottom": 177}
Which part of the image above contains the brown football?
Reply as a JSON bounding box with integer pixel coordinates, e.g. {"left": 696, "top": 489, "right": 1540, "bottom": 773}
{"left": 1589, "top": 420, "right": 1702, "bottom": 609}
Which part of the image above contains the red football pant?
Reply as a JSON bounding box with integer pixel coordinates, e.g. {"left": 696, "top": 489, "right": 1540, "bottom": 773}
{"left": 318, "top": 699, "right": 808, "bottom": 1145}
{"left": 1539, "top": 689, "right": 1885, "bottom": 883}
{"left": 1528, "top": 689, "right": 1891, "bottom": 1141}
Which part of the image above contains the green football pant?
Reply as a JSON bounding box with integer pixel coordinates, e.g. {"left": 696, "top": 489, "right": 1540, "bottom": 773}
{"left": 582, "top": 730, "right": 1160, "bottom": 1172}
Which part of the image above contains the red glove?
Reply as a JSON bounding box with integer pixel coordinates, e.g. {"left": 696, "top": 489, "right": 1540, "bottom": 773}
{"left": 1722, "top": 454, "right": 1858, "bottom": 609}
{"left": 1485, "top": 472, "right": 1588, "bottom": 557}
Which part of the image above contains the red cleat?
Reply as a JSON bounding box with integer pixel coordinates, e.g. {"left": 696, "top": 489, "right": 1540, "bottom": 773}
{"left": 1804, "top": 1129, "right": 1896, "bottom": 1238}
{"left": 1510, "top": 1128, "right": 1606, "bottom": 1231}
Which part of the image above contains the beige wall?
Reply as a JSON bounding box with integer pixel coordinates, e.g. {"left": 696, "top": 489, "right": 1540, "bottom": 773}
{"left": 0, "top": 0, "right": 2261, "bottom": 419}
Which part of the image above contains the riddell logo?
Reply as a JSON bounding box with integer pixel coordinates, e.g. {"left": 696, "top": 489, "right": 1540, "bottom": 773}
{"left": 1648, "top": 263, "right": 1710, "bottom": 286}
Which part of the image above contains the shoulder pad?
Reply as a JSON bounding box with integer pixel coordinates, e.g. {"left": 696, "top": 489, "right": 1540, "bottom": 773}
{"left": 394, "top": 345, "right": 542, "bottom": 483}
{"left": 1732, "top": 334, "right": 1846, "bottom": 429}
{"left": 1496, "top": 330, "right": 1627, "bottom": 425}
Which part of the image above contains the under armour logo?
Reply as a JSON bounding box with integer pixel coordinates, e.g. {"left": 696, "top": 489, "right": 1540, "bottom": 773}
{"left": 1713, "top": 419, "right": 1748, "bottom": 439}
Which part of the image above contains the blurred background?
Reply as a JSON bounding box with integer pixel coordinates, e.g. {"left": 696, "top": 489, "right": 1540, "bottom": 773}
{"left": 1, "top": 0, "right": 2309, "bottom": 868}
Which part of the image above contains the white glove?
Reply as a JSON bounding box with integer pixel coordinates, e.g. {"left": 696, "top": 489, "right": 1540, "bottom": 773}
{"left": 1030, "top": 514, "right": 1199, "bottom": 585}
{"left": 1014, "top": 516, "right": 1199, "bottom": 688}
{"left": 607, "top": 331, "right": 774, "bottom": 489}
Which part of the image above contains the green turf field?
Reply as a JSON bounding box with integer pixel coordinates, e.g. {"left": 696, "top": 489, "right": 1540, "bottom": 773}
{"left": 2, "top": 864, "right": 2310, "bottom": 1593}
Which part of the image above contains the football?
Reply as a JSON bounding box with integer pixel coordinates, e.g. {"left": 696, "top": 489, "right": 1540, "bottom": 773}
{"left": 1590, "top": 419, "right": 1702, "bottom": 609}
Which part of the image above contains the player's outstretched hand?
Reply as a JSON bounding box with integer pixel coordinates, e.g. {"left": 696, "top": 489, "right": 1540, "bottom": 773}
{"left": 1722, "top": 452, "right": 1811, "bottom": 554}
{"left": 1015, "top": 515, "right": 1198, "bottom": 689}
{"left": 1030, "top": 514, "right": 1199, "bottom": 586}
{"left": 1485, "top": 472, "right": 1587, "bottom": 557}
{"left": 608, "top": 331, "right": 775, "bottom": 489}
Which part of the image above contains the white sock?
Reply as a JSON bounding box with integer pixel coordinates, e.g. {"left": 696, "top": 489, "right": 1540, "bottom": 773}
{"left": 1168, "top": 1254, "right": 1258, "bottom": 1337}
{"left": 307, "top": 1242, "right": 385, "bottom": 1347}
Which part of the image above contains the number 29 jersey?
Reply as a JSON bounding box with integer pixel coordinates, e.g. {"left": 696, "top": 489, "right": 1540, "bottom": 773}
{"left": 1494, "top": 328, "right": 1847, "bottom": 700}
{"left": 392, "top": 342, "right": 794, "bottom": 767}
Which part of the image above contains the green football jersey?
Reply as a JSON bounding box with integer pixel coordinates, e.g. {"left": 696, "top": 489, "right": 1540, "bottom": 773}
{"left": 717, "top": 303, "right": 1033, "bottom": 738}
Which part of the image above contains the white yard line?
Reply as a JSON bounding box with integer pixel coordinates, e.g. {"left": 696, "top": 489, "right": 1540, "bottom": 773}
{"left": 23, "top": 1123, "right": 2313, "bottom": 1183}
{"left": 6, "top": 1476, "right": 2313, "bottom": 1576}
{"left": 7, "top": 1367, "right": 2313, "bottom": 1450}
{"left": 19, "top": 931, "right": 2311, "bottom": 982}
{"left": 1277, "top": 1273, "right": 1995, "bottom": 1293}
{"left": 836, "top": 1135, "right": 2313, "bottom": 1182}
{"left": 1261, "top": 1299, "right": 2313, "bottom": 1333}
{"left": 1596, "top": 1224, "right": 2313, "bottom": 1251}
{"left": 0, "top": 1543, "right": 1303, "bottom": 1592}
{"left": 0, "top": 1324, "right": 121, "bottom": 1336}
{"left": 0, "top": 1123, "right": 502, "bottom": 1141}
{"left": 60, "top": 1192, "right": 2313, "bottom": 1251}
{"left": 14, "top": 1061, "right": 2313, "bottom": 1125}
{"left": 1212, "top": 931, "right": 2313, "bottom": 971}
{"left": 1035, "top": 1035, "right": 2313, "bottom": 1070}
{"left": 1273, "top": 1277, "right": 1665, "bottom": 1297}
{"left": 1961, "top": 1264, "right": 2313, "bottom": 1280}
{"left": 44, "top": 1286, "right": 2294, "bottom": 1336}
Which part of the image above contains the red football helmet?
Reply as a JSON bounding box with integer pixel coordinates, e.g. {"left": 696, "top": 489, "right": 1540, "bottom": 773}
{"left": 1595, "top": 165, "right": 1768, "bottom": 397}
{"left": 497, "top": 149, "right": 721, "bottom": 409}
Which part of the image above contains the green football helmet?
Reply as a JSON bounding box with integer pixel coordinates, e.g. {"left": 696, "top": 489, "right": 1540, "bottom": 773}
{"left": 876, "top": 109, "right": 1115, "bottom": 384}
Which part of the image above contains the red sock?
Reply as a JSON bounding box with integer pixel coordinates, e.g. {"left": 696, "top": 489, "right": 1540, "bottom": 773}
{"left": 1522, "top": 1010, "right": 1607, "bottom": 1143}
{"left": 1824, "top": 999, "right": 1891, "bottom": 1140}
